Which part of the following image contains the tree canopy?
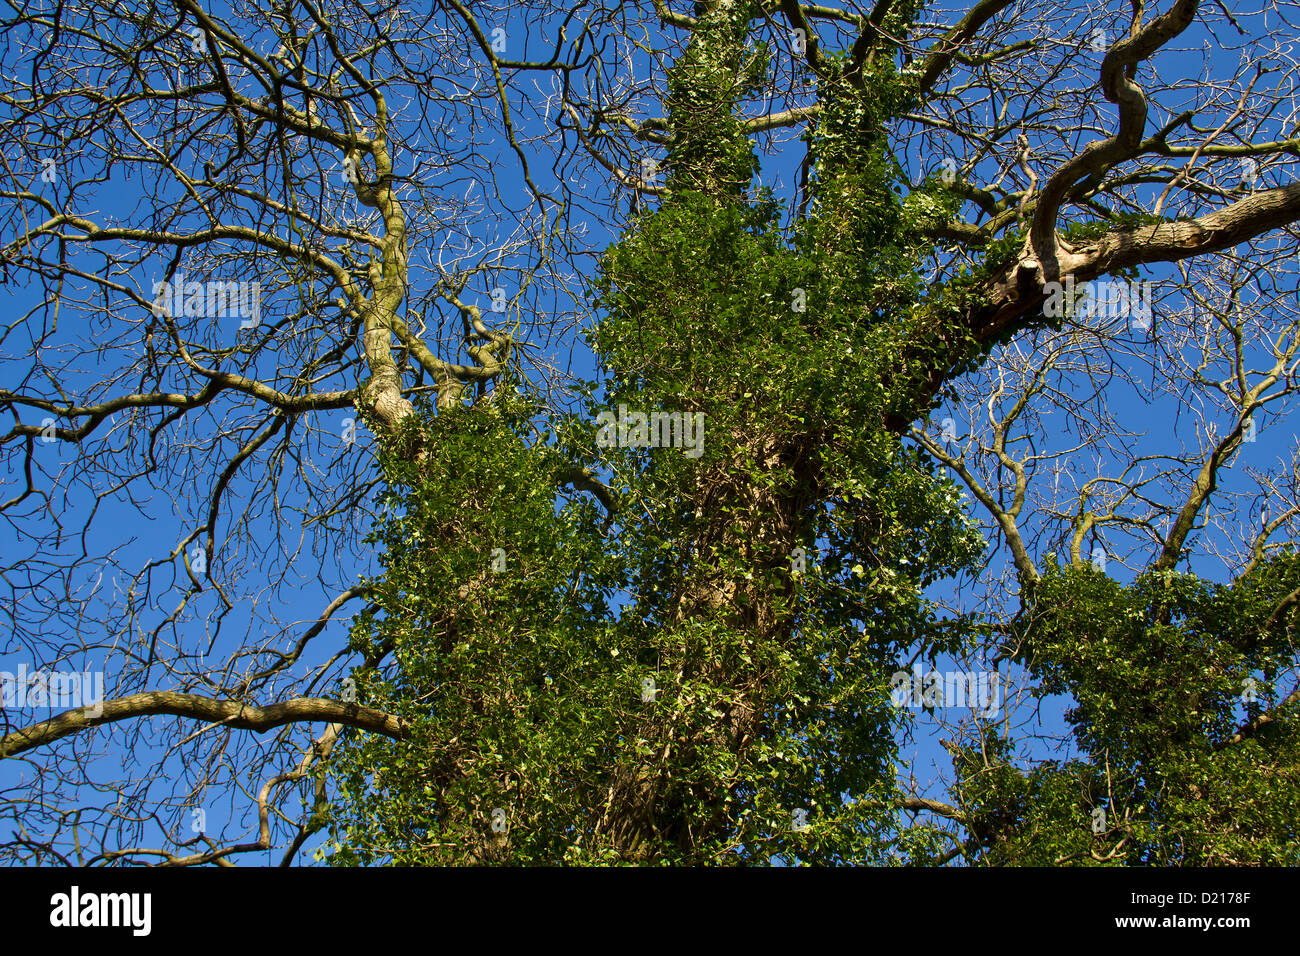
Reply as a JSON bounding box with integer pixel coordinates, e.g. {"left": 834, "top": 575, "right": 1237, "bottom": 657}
{"left": 2, "top": 0, "right": 1299, "bottom": 865}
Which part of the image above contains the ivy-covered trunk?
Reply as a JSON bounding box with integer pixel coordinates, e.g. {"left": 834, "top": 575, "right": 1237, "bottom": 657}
{"left": 327, "top": 0, "right": 984, "bottom": 865}
{"left": 582, "top": 0, "right": 979, "bottom": 860}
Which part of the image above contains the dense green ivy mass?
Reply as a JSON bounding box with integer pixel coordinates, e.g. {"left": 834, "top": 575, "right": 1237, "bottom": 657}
{"left": 321, "top": 384, "right": 982, "bottom": 864}
{"left": 323, "top": 121, "right": 989, "bottom": 863}
{"left": 324, "top": 396, "right": 615, "bottom": 864}
{"left": 323, "top": 1, "right": 993, "bottom": 865}
{"left": 955, "top": 561, "right": 1300, "bottom": 865}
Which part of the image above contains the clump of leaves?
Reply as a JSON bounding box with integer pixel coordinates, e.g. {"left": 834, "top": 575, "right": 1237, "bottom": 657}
{"left": 950, "top": 560, "right": 1300, "bottom": 865}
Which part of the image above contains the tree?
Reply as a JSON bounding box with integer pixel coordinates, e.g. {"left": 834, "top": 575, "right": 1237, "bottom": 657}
{"left": 2, "top": 0, "right": 1298, "bottom": 865}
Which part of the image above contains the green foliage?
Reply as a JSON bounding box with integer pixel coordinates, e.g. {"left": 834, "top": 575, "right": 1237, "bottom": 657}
{"left": 325, "top": 395, "right": 619, "bottom": 864}
{"left": 662, "top": 0, "right": 764, "bottom": 199}
{"left": 322, "top": 386, "right": 982, "bottom": 864}
{"left": 324, "top": 0, "right": 999, "bottom": 863}
{"left": 1060, "top": 212, "right": 1169, "bottom": 246}
{"left": 951, "top": 560, "right": 1300, "bottom": 865}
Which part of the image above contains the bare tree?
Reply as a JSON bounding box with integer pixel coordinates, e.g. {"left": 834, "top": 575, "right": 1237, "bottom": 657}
{"left": 0, "top": 0, "right": 603, "bottom": 864}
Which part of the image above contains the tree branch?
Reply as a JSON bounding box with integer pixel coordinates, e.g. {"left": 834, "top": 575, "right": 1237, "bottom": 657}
{"left": 1, "top": 692, "right": 410, "bottom": 759}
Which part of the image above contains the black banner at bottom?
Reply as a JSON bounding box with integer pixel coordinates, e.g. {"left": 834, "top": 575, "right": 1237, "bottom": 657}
{"left": 0, "top": 865, "right": 1285, "bottom": 945}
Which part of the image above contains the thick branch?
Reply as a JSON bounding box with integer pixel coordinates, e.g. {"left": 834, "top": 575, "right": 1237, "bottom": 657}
{"left": 1029, "top": 0, "right": 1201, "bottom": 280}
{"left": 1, "top": 692, "right": 410, "bottom": 759}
